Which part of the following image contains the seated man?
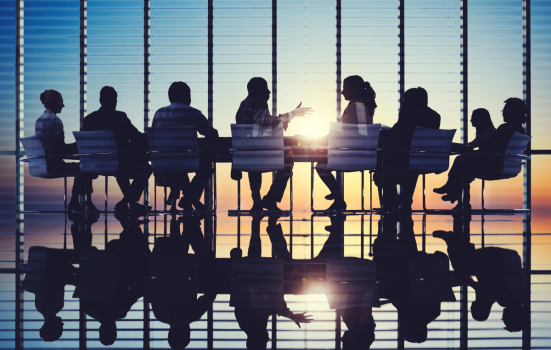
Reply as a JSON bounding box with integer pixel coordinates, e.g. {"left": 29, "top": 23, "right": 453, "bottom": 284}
{"left": 234, "top": 77, "right": 312, "bottom": 211}
{"left": 83, "top": 86, "right": 152, "bottom": 215}
{"left": 35, "top": 89, "right": 97, "bottom": 212}
{"left": 152, "top": 81, "right": 219, "bottom": 211}
{"left": 376, "top": 87, "right": 441, "bottom": 211}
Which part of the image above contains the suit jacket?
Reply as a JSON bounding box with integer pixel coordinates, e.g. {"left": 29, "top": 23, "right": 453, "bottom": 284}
{"left": 386, "top": 105, "right": 441, "bottom": 149}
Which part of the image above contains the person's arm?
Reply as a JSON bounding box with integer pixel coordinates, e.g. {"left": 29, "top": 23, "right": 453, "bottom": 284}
{"left": 194, "top": 112, "right": 219, "bottom": 139}
{"left": 277, "top": 301, "right": 313, "bottom": 328}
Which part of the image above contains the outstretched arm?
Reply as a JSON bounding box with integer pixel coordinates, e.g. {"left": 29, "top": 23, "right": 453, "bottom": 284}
{"left": 279, "top": 102, "right": 314, "bottom": 127}
{"left": 278, "top": 301, "right": 313, "bottom": 328}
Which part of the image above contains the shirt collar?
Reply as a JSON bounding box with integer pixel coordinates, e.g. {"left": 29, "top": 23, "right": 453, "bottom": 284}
{"left": 44, "top": 109, "right": 55, "bottom": 115}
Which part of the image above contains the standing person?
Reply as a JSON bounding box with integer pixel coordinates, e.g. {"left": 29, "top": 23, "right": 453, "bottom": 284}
{"left": 152, "top": 81, "right": 219, "bottom": 211}
{"left": 316, "top": 75, "right": 377, "bottom": 211}
{"left": 235, "top": 77, "right": 313, "bottom": 212}
{"left": 83, "top": 86, "right": 152, "bottom": 215}
{"left": 433, "top": 98, "right": 527, "bottom": 208}
{"left": 35, "top": 89, "right": 97, "bottom": 212}
{"left": 375, "top": 87, "right": 441, "bottom": 212}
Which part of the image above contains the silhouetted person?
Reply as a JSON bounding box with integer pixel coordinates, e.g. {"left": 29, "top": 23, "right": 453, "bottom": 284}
{"left": 375, "top": 87, "right": 441, "bottom": 211}
{"left": 315, "top": 215, "right": 377, "bottom": 349}
{"left": 434, "top": 98, "right": 527, "bottom": 208}
{"left": 433, "top": 214, "right": 528, "bottom": 332}
{"left": 80, "top": 214, "right": 151, "bottom": 345}
{"left": 83, "top": 86, "right": 152, "bottom": 215}
{"left": 373, "top": 214, "right": 451, "bottom": 344}
{"left": 35, "top": 89, "right": 97, "bottom": 212}
{"left": 152, "top": 81, "right": 219, "bottom": 212}
{"left": 230, "top": 223, "right": 312, "bottom": 350}
{"left": 21, "top": 247, "right": 79, "bottom": 342}
{"left": 151, "top": 215, "right": 215, "bottom": 349}
{"left": 234, "top": 77, "right": 312, "bottom": 212}
{"left": 316, "top": 75, "right": 377, "bottom": 211}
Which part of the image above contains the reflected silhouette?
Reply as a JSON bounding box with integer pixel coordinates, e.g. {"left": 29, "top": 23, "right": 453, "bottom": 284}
{"left": 35, "top": 89, "right": 97, "bottom": 212}
{"left": 152, "top": 82, "right": 219, "bottom": 212}
{"left": 21, "top": 247, "right": 78, "bottom": 342}
{"left": 374, "top": 214, "right": 454, "bottom": 343}
{"left": 83, "top": 86, "right": 152, "bottom": 215}
{"left": 233, "top": 77, "right": 312, "bottom": 212}
{"left": 375, "top": 87, "right": 441, "bottom": 211}
{"left": 77, "top": 213, "right": 151, "bottom": 345}
{"left": 316, "top": 75, "right": 377, "bottom": 211}
{"left": 434, "top": 214, "right": 529, "bottom": 332}
{"left": 150, "top": 214, "right": 216, "bottom": 349}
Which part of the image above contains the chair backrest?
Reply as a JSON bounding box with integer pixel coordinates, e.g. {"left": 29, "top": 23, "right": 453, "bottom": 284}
{"left": 231, "top": 124, "right": 285, "bottom": 172}
{"left": 148, "top": 255, "right": 199, "bottom": 301}
{"left": 407, "top": 127, "right": 456, "bottom": 173}
{"left": 229, "top": 258, "right": 284, "bottom": 309}
{"left": 408, "top": 253, "right": 456, "bottom": 303}
{"left": 146, "top": 126, "right": 200, "bottom": 173}
{"left": 501, "top": 132, "right": 531, "bottom": 176}
{"left": 325, "top": 258, "right": 379, "bottom": 309}
{"left": 327, "top": 123, "right": 380, "bottom": 171}
{"left": 20, "top": 247, "right": 48, "bottom": 293}
{"left": 20, "top": 135, "right": 49, "bottom": 178}
{"left": 73, "top": 253, "right": 118, "bottom": 300}
{"left": 73, "top": 130, "right": 119, "bottom": 175}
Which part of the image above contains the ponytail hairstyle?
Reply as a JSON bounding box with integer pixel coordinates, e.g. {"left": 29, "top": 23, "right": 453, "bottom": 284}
{"left": 343, "top": 75, "right": 377, "bottom": 116}
{"left": 40, "top": 89, "right": 62, "bottom": 111}
{"left": 471, "top": 108, "right": 494, "bottom": 137}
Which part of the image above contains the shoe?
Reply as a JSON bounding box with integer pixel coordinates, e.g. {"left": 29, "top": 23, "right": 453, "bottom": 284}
{"left": 325, "top": 193, "right": 335, "bottom": 200}
{"left": 453, "top": 203, "right": 471, "bottom": 211}
{"left": 177, "top": 197, "right": 194, "bottom": 211}
{"left": 262, "top": 199, "right": 282, "bottom": 212}
{"left": 433, "top": 184, "right": 450, "bottom": 195}
{"left": 399, "top": 205, "right": 412, "bottom": 215}
{"left": 250, "top": 202, "right": 264, "bottom": 212}
{"left": 192, "top": 201, "right": 207, "bottom": 211}
{"left": 85, "top": 201, "right": 100, "bottom": 212}
{"left": 433, "top": 230, "right": 454, "bottom": 244}
{"left": 68, "top": 201, "right": 84, "bottom": 213}
{"left": 129, "top": 201, "right": 149, "bottom": 216}
{"left": 442, "top": 195, "right": 459, "bottom": 204}
{"left": 114, "top": 201, "right": 129, "bottom": 213}
{"left": 325, "top": 200, "right": 347, "bottom": 211}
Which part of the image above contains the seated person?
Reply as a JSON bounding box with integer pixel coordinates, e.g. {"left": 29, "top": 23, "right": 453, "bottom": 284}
{"left": 83, "top": 86, "right": 152, "bottom": 215}
{"left": 234, "top": 77, "right": 312, "bottom": 212}
{"left": 433, "top": 98, "right": 527, "bottom": 208}
{"left": 433, "top": 214, "right": 528, "bottom": 332}
{"left": 35, "top": 89, "right": 97, "bottom": 212}
{"left": 152, "top": 81, "right": 219, "bottom": 212}
{"left": 450, "top": 108, "right": 496, "bottom": 154}
{"left": 375, "top": 87, "right": 441, "bottom": 212}
{"left": 316, "top": 75, "right": 377, "bottom": 211}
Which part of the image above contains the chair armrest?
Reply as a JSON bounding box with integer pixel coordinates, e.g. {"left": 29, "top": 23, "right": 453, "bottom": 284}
{"left": 383, "top": 149, "right": 455, "bottom": 156}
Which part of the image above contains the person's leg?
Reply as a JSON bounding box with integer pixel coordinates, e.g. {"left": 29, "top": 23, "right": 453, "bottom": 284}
{"left": 248, "top": 171, "right": 263, "bottom": 211}
{"left": 266, "top": 216, "right": 291, "bottom": 259}
{"left": 399, "top": 173, "right": 419, "bottom": 210}
{"left": 182, "top": 168, "right": 214, "bottom": 210}
{"left": 115, "top": 175, "right": 132, "bottom": 208}
{"left": 264, "top": 169, "right": 290, "bottom": 203}
{"left": 381, "top": 176, "right": 399, "bottom": 211}
{"left": 248, "top": 216, "right": 263, "bottom": 258}
{"left": 316, "top": 168, "right": 341, "bottom": 199}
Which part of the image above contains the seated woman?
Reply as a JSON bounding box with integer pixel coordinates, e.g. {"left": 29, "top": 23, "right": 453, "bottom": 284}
{"left": 35, "top": 90, "right": 97, "bottom": 211}
{"left": 449, "top": 108, "right": 495, "bottom": 154}
{"left": 433, "top": 98, "right": 527, "bottom": 208}
{"left": 316, "top": 75, "right": 377, "bottom": 211}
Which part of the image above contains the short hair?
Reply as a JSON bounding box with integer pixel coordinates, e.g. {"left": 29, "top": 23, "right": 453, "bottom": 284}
{"left": 99, "top": 86, "right": 117, "bottom": 105}
{"left": 39, "top": 89, "right": 62, "bottom": 110}
{"left": 503, "top": 97, "right": 527, "bottom": 123}
{"left": 40, "top": 317, "right": 64, "bottom": 342}
{"left": 99, "top": 322, "right": 117, "bottom": 346}
{"left": 168, "top": 325, "right": 191, "bottom": 350}
{"left": 168, "top": 82, "right": 191, "bottom": 103}
{"left": 247, "top": 77, "right": 269, "bottom": 94}
{"left": 403, "top": 87, "right": 428, "bottom": 107}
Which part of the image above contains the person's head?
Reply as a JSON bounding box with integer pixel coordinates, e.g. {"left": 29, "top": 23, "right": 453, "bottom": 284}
{"left": 471, "top": 299, "right": 493, "bottom": 321}
{"left": 403, "top": 87, "right": 428, "bottom": 108}
{"left": 99, "top": 320, "right": 117, "bottom": 346}
{"left": 401, "top": 319, "right": 428, "bottom": 344}
{"left": 247, "top": 77, "right": 270, "bottom": 100}
{"left": 342, "top": 75, "right": 377, "bottom": 112}
{"left": 471, "top": 108, "right": 493, "bottom": 134}
{"left": 230, "top": 247, "right": 243, "bottom": 259}
{"left": 246, "top": 331, "right": 269, "bottom": 350}
{"left": 99, "top": 86, "right": 118, "bottom": 110}
{"left": 168, "top": 324, "right": 191, "bottom": 350}
{"left": 502, "top": 304, "right": 524, "bottom": 332}
{"left": 169, "top": 81, "right": 192, "bottom": 105}
{"left": 502, "top": 98, "right": 527, "bottom": 124}
{"left": 40, "top": 316, "right": 64, "bottom": 342}
{"left": 341, "top": 324, "right": 375, "bottom": 350}
{"left": 40, "top": 89, "right": 64, "bottom": 114}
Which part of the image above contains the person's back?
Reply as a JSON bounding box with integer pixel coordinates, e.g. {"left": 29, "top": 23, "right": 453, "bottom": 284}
{"left": 83, "top": 105, "right": 141, "bottom": 153}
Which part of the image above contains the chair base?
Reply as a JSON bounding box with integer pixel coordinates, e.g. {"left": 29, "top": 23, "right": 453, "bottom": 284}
{"left": 228, "top": 210, "right": 291, "bottom": 217}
